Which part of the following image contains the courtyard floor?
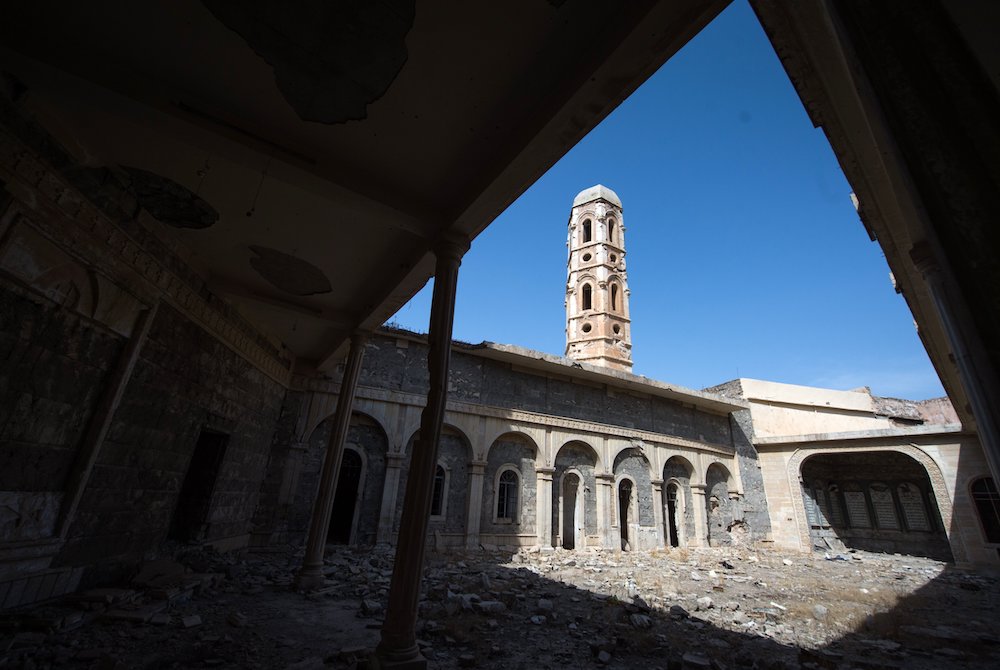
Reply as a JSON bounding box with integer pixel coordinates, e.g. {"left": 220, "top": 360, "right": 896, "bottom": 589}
{"left": 3, "top": 543, "right": 999, "bottom": 669}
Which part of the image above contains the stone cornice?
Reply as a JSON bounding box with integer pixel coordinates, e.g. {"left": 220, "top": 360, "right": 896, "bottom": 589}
{"left": 753, "top": 423, "right": 966, "bottom": 447}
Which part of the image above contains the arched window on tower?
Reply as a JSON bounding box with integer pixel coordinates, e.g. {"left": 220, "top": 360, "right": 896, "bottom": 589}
{"left": 971, "top": 477, "right": 1000, "bottom": 543}
{"left": 608, "top": 217, "right": 616, "bottom": 245}
{"left": 611, "top": 283, "right": 619, "bottom": 312}
{"left": 582, "top": 284, "right": 592, "bottom": 310}
{"left": 582, "top": 219, "right": 592, "bottom": 243}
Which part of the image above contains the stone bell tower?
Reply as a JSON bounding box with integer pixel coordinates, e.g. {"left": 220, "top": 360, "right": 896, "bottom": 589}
{"left": 565, "top": 185, "right": 632, "bottom": 372}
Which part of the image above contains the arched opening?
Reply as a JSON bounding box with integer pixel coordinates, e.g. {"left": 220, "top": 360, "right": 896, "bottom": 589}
{"left": 562, "top": 473, "right": 581, "bottom": 549}
{"left": 608, "top": 217, "right": 616, "bottom": 244}
{"left": 666, "top": 482, "right": 680, "bottom": 547}
{"left": 396, "top": 425, "right": 471, "bottom": 539}
{"left": 705, "top": 462, "right": 733, "bottom": 547}
{"left": 582, "top": 283, "right": 592, "bottom": 310}
{"left": 553, "top": 441, "right": 598, "bottom": 550}
{"left": 328, "top": 448, "right": 363, "bottom": 544}
{"left": 800, "top": 451, "right": 951, "bottom": 560}
{"left": 582, "top": 219, "right": 592, "bottom": 243}
{"left": 971, "top": 477, "right": 1000, "bottom": 545}
{"left": 610, "top": 283, "right": 619, "bottom": 311}
{"left": 304, "top": 411, "right": 389, "bottom": 546}
{"left": 430, "top": 464, "right": 446, "bottom": 517}
{"left": 663, "top": 456, "right": 694, "bottom": 548}
{"left": 497, "top": 469, "right": 519, "bottom": 522}
{"left": 618, "top": 479, "right": 633, "bottom": 550}
{"left": 484, "top": 433, "right": 537, "bottom": 541}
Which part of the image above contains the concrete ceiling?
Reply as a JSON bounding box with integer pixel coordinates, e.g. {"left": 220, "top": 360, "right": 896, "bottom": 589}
{"left": 0, "top": 0, "right": 729, "bottom": 371}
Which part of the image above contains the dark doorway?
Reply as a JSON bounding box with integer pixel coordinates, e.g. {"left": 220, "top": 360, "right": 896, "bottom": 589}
{"left": 562, "top": 473, "right": 579, "bottom": 550}
{"left": 169, "top": 429, "right": 228, "bottom": 543}
{"left": 666, "top": 483, "right": 680, "bottom": 547}
{"left": 619, "top": 479, "right": 632, "bottom": 550}
{"left": 328, "top": 449, "right": 363, "bottom": 544}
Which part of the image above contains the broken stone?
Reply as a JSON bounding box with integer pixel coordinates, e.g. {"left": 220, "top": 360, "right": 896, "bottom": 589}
{"left": 682, "top": 651, "right": 712, "bottom": 669}
{"left": 477, "top": 600, "right": 506, "bottom": 614}
{"left": 361, "top": 598, "right": 382, "bottom": 615}
{"left": 669, "top": 605, "right": 690, "bottom": 619}
{"left": 227, "top": 611, "right": 249, "bottom": 627}
{"left": 812, "top": 604, "right": 828, "bottom": 621}
{"left": 630, "top": 613, "right": 652, "bottom": 629}
{"left": 696, "top": 596, "right": 713, "bottom": 611}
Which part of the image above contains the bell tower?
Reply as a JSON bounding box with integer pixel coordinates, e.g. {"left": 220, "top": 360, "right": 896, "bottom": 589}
{"left": 565, "top": 185, "right": 632, "bottom": 372}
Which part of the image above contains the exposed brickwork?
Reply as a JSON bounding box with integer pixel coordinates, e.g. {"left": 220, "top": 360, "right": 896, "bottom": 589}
{"left": 0, "top": 278, "right": 124, "bottom": 541}
{"left": 55, "top": 303, "right": 285, "bottom": 584}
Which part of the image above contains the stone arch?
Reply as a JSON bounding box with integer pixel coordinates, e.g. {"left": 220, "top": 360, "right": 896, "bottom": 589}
{"left": 553, "top": 441, "right": 599, "bottom": 549}
{"left": 786, "top": 445, "right": 960, "bottom": 561}
{"left": 613, "top": 447, "right": 654, "bottom": 529}
{"left": 705, "top": 462, "right": 735, "bottom": 546}
{"left": 396, "top": 424, "right": 473, "bottom": 537}
{"left": 482, "top": 427, "right": 539, "bottom": 462}
{"left": 304, "top": 406, "right": 391, "bottom": 448}
{"left": 483, "top": 432, "right": 538, "bottom": 537}
{"left": 662, "top": 455, "right": 696, "bottom": 548}
{"left": 297, "top": 410, "right": 388, "bottom": 545}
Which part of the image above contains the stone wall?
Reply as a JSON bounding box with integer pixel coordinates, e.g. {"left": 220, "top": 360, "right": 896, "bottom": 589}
{"left": 482, "top": 436, "right": 537, "bottom": 537}
{"left": 0, "top": 277, "right": 124, "bottom": 544}
{"left": 729, "top": 410, "right": 773, "bottom": 540}
{"left": 395, "top": 429, "right": 471, "bottom": 538}
{"left": 363, "top": 334, "right": 733, "bottom": 447}
{"left": 55, "top": 303, "right": 285, "bottom": 583}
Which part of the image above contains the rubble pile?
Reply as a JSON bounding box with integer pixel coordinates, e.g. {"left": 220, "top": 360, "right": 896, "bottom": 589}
{"left": 0, "top": 545, "right": 997, "bottom": 669}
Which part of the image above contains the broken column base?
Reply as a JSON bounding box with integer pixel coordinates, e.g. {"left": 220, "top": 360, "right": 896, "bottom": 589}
{"left": 294, "top": 567, "right": 326, "bottom": 591}
{"left": 370, "top": 648, "right": 426, "bottom": 670}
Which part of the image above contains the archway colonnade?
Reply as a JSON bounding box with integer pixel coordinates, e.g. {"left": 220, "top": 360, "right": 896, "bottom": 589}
{"left": 296, "top": 387, "right": 744, "bottom": 552}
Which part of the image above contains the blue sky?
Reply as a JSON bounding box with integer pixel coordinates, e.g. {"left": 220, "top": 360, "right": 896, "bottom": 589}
{"left": 388, "top": 0, "right": 945, "bottom": 401}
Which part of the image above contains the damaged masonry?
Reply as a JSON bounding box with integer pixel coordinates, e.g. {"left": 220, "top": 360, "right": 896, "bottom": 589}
{"left": 2, "top": 2, "right": 1000, "bottom": 670}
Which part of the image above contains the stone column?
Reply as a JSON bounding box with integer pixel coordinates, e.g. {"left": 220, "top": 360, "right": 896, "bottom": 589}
{"left": 465, "top": 461, "right": 486, "bottom": 549}
{"left": 596, "top": 473, "right": 615, "bottom": 550}
{"left": 651, "top": 479, "right": 665, "bottom": 549}
{"left": 377, "top": 454, "right": 406, "bottom": 545}
{"left": 691, "top": 484, "right": 708, "bottom": 548}
{"left": 376, "top": 235, "right": 467, "bottom": 670}
{"left": 535, "top": 467, "right": 554, "bottom": 549}
{"left": 297, "top": 332, "right": 369, "bottom": 589}
{"left": 57, "top": 303, "right": 158, "bottom": 538}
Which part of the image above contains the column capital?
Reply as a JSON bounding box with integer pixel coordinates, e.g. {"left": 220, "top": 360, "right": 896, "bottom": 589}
{"left": 434, "top": 233, "right": 470, "bottom": 262}
{"left": 595, "top": 473, "right": 615, "bottom": 484}
{"left": 651, "top": 479, "right": 664, "bottom": 488}
{"left": 691, "top": 484, "right": 707, "bottom": 494}
{"left": 535, "top": 466, "right": 556, "bottom": 476}
{"left": 386, "top": 454, "right": 406, "bottom": 467}
{"left": 469, "top": 461, "right": 487, "bottom": 475}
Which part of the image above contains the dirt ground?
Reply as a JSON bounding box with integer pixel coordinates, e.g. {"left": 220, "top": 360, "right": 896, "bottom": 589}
{"left": 3, "top": 544, "right": 999, "bottom": 670}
